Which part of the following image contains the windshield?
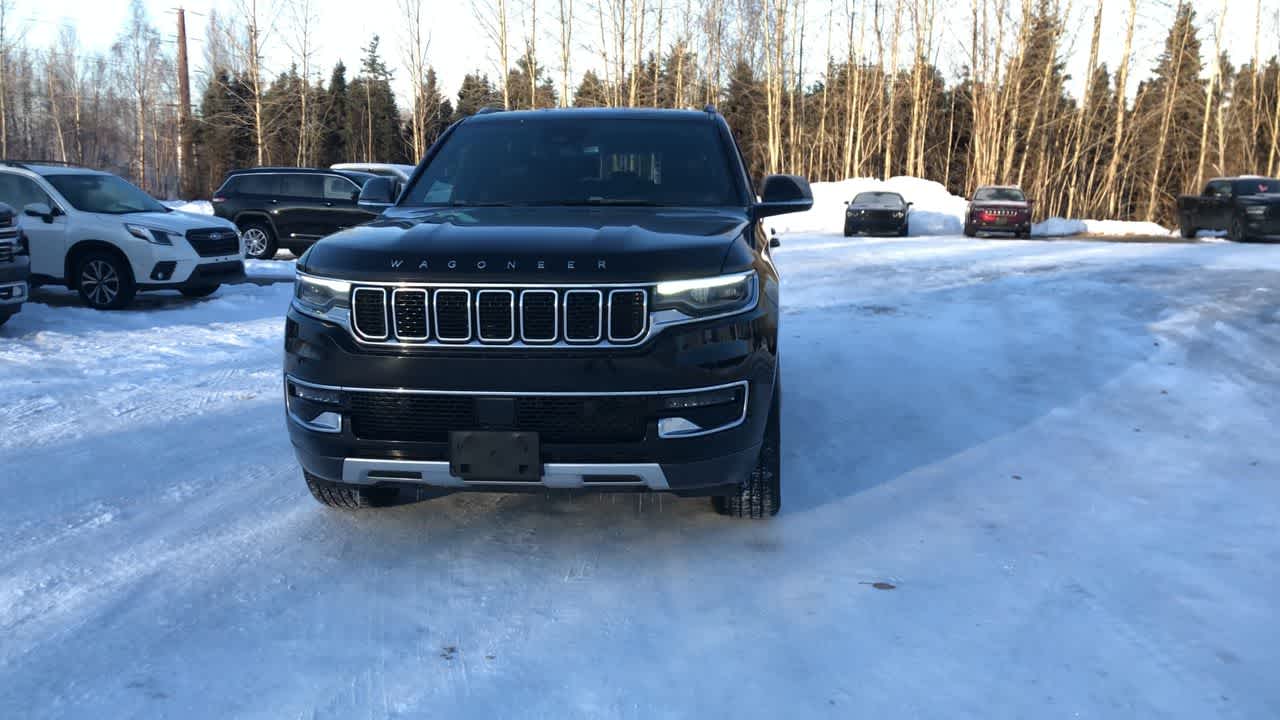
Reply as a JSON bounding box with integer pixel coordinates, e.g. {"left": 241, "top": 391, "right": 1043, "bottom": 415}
{"left": 46, "top": 173, "right": 168, "bottom": 214}
{"left": 401, "top": 117, "right": 742, "bottom": 207}
{"left": 1233, "top": 179, "right": 1280, "bottom": 196}
{"left": 852, "top": 192, "right": 905, "bottom": 209}
{"left": 973, "top": 187, "right": 1026, "bottom": 202}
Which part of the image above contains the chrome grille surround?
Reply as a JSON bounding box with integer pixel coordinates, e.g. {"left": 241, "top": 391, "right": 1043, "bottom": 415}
{"left": 391, "top": 288, "right": 429, "bottom": 341}
{"left": 351, "top": 287, "right": 389, "bottom": 340}
{"left": 316, "top": 274, "right": 758, "bottom": 350}
{"left": 433, "top": 289, "right": 472, "bottom": 342}
{"left": 475, "top": 289, "right": 517, "bottom": 343}
{"left": 562, "top": 289, "right": 604, "bottom": 343}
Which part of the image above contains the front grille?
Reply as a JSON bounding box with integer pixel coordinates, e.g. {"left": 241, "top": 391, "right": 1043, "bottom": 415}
{"left": 347, "top": 392, "right": 649, "bottom": 443}
{"left": 608, "top": 290, "right": 647, "bottom": 342}
{"left": 0, "top": 241, "right": 12, "bottom": 263}
{"left": 352, "top": 288, "right": 388, "bottom": 339}
{"left": 392, "top": 289, "right": 428, "bottom": 340}
{"left": 476, "top": 290, "right": 515, "bottom": 342}
{"left": 347, "top": 285, "right": 651, "bottom": 347}
{"left": 186, "top": 228, "right": 241, "bottom": 257}
{"left": 978, "top": 207, "right": 1023, "bottom": 217}
{"left": 564, "top": 290, "right": 603, "bottom": 342}
{"left": 434, "top": 290, "right": 471, "bottom": 341}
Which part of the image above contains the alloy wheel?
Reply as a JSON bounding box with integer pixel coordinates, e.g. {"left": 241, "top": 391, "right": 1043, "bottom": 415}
{"left": 243, "top": 228, "right": 270, "bottom": 258}
{"left": 81, "top": 259, "right": 120, "bottom": 307}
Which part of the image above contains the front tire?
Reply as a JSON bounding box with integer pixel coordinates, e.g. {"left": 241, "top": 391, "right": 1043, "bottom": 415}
{"left": 239, "top": 220, "right": 278, "bottom": 260}
{"left": 304, "top": 470, "right": 402, "bottom": 509}
{"left": 76, "top": 251, "right": 136, "bottom": 310}
{"left": 963, "top": 222, "right": 976, "bottom": 238}
{"left": 713, "top": 383, "right": 781, "bottom": 519}
{"left": 180, "top": 284, "right": 221, "bottom": 298}
{"left": 1180, "top": 218, "right": 1197, "bottom": 239}
{"left": 843, "top": 223, "right": 853, "bottom": 238}
{"left": 1230, "top": 217, "right": 1249, "bottom": 243}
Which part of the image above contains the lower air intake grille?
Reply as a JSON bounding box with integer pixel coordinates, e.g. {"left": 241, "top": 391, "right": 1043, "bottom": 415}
{"left": 352, "top": 288, "right": 388, "bottom": 339}
{"left": 347, "top": 392, "right": 649, "bottom": 443}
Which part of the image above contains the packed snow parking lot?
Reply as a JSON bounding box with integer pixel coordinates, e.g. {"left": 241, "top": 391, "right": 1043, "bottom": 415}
{"left": 1, "top": 231, "right": 1279, "bottom": 718}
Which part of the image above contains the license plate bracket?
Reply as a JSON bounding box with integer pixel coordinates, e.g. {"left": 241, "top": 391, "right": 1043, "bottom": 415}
{"left": 449, "top": 431, "right": 541, "bottom": 481}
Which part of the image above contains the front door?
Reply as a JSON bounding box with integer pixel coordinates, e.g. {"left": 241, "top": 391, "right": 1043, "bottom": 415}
{"left": 274, "top": 173, "right": 328, "bottom": 241}
{"left": 0, "top": 174, "right": 69, "bottom": 279}
{"left": 320, "top": 175, "right": 379, "bottom": 236}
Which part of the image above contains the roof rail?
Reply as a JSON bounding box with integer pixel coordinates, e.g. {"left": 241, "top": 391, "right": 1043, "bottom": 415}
{"left": 703, "top": 104, "right": 718, "bottom": 114}
{"left": 0, "top": 159, "right": 86, "bottom": 169}
{"left": 475, "top": 106, "right": 504, "bottom": 115}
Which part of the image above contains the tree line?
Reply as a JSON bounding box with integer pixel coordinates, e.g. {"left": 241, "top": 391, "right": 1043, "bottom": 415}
{"left": 1, "top": 0, "right": 1278, "bottom": 225}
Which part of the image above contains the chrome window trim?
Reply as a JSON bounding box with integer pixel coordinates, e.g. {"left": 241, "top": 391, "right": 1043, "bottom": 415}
{"left": 350, "top": 287, "right": 389, "bottom": 340}
{"left": 390, "top": 288, "right": 430, "bottom": 341}
{"left": 518, "top": 289, "right": 559, "bottom": 343}
{"left": 563, "top": 289, "right": 604, "bottom": 343}
{"left": 475, "top": 289, "right": 516, "bottom": 343}
{"left": 432, "top": 288, "right": 472, "bottom": 342}
{"left": 606, "top": 288, "right": 649, "bottom": 343}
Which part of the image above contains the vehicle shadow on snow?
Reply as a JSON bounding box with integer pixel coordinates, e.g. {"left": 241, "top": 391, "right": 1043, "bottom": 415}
{"left": 22, "top": 282, "right": 293, "bottom": 331}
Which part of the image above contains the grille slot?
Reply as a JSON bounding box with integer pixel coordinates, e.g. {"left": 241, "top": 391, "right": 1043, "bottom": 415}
{"left": 0, "top": 241, "right": 12, "bottom": 263}
{"left": 186, "top": 228, "right": 241, "bottom": 257}
{"left": 346, "top": 391, "right": 649, "bottom": 443}
{"left": 392, "top": 289, "right": 429, "bottom": 341}
{"left": 519, "top": 290, "right": 557, "bottom": 342}
{"left": 608, "top": 289, "right": 647, "bottom": 342}
{"left": 434, "top": 290, "right": 471, "bottom": 341}
{"left": 563, "top": 290, "right": 603, "bottom": 342}
{"left": 476, "top": 290, "right": 515, "bottom": 343}
{"left": 351, "top": 288, "right": 388, "bottom": 339}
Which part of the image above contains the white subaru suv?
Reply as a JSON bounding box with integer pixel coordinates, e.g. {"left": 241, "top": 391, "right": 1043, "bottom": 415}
{"left": 0, "top": 162, "right": 244, "bottom": 309}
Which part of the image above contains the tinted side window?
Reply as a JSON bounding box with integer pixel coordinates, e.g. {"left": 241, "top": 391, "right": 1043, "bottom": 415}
{"left": 233, "top": 174, "right": 279, "bottom": 195}
{"left": 1206, "top": 181, "right": 1231, "bottom": 198}
{"left": 0, "top": 174, "right": 54, "bottom": 209}
{"left": 323, "top": 176, "right": 360, "bottom": 201}
{"left": 281, "top": 174, "right": 325, "bottom": 199}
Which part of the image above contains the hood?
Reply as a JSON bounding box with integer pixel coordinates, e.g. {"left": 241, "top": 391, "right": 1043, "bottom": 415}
{"left": 1239, "top": 193, "right": 1280, "bottom": 205}
{"left": 105, "top": 210, "right": 236, "bottom": 233}
{"left": 299, "top": 206, "right": 752, "bottom": 283}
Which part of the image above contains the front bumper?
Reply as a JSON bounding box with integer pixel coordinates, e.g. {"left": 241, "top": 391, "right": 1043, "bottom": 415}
{"left": 0, "top": 255, "right": 30, "bottom": 312}
{"left": 1243, "top": 216, "right": 1280, "bottom": 240}
{"left": 969, "top": 217, "right": 1031, "bottom": 234}
{"left": 845, "top": 216, "right": 907, "bottom": 235}
{"left": 284, "top": 301, "right": 777, "bottom": 495}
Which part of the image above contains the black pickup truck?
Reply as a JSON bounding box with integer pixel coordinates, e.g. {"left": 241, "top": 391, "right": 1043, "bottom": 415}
{"left": 1177, "top": 177, "right": 1280, "bottom": 242}
{"left": 283, "top": 107, "right": 812, "bottom": 518}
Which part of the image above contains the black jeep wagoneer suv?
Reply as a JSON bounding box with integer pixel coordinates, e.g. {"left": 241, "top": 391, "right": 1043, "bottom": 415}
{"left": 284, "top": 108, "right": 812, "bottom": 518}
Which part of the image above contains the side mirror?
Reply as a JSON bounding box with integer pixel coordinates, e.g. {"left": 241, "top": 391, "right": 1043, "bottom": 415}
{"left": 24, "top": 202, "right": 55, "bottom": 224}
{"left": 358, "top": 177, "right": 397, "bottom": 210}
{"left": 755, "top": 174, "right": 814, "bottom": 219}
{"left": 906, "top": 202, "right": 914, "bottom": 208}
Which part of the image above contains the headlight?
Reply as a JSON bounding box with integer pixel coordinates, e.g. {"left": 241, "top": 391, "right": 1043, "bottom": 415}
{"left": 125, "top": 223, "right": 173, "bottom": 245}
{"left": 654, "top": 271, "right": 757, "bottom": 317}
{"left": 893, "top": 211, "right": 905, "bottom": 218}
{"left": 1245, "top": 206, "right": 1266, "bottom": 217}
{"left": 294, "top": 272, "right": 351, "bottom": 320}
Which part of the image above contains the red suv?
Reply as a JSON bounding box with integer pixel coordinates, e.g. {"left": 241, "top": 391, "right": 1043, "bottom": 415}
{"left": 964, "top": 185, "right": 1032, "bottom": 238}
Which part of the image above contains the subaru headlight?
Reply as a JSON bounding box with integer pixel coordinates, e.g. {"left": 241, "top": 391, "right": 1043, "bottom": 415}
{"left": 124, "top": 223, "right": 173, "bottom": 245}
{"left": 654, "top": 271, "right": 757, "bottom": 317}
{"left": 1245, "top": 205, "right": 1266, "bottom": 217}
{"left": 294, "top": 272, "right": 351, "bottom": 320}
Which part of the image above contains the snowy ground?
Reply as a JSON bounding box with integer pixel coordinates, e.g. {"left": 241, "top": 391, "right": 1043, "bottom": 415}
{"left": 2, "top": 234, "right": 1278, "bottom": 718}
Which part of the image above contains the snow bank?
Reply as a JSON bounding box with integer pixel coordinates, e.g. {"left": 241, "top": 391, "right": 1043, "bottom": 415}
{"left": 768, "top": 177, "right": 1176, "bottom": 238}
{"left": 161, "top": 200, "right": 214, "bottom": 215}
{"left": 767, "top": 177, "right": 968, "bottom": 236}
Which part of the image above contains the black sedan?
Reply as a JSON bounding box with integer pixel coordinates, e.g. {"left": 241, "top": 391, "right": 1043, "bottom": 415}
{"left": 843, "top": 191, "right": 911, "bottom": 236}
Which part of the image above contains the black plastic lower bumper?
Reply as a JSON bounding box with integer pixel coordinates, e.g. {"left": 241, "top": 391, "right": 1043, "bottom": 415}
{"left": 143, "top": 261, "right": 246, "bottom": 291}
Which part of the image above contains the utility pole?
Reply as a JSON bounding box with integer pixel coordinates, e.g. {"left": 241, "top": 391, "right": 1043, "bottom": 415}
{"left": 176, "top": 7, "right": 194, "bottom": 198}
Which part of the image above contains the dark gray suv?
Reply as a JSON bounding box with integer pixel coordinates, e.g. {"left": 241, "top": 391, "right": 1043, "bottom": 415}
{"left": 212, "top": 168, "right": 379, "bottom": 259}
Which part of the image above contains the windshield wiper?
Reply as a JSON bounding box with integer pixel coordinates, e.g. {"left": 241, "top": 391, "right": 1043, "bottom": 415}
{"left": 446, "top": 201, "right": 516, "bottom": 207}
{"left": 531, "top": 199, "right": 665, "bottom": 207}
